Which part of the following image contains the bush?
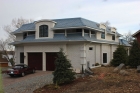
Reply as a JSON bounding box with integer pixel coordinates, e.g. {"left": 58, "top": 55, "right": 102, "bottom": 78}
{"left": 95, "top": 63, "right": 99, "bottom": 66}
{"left": 53, "top": 48, "right": 75, "bottom": 85}
{"left": 111, "top": 45, "right": 128, "bottom": 66}
{"left": 128, "top": 40, "right": 140, "bottom": 68}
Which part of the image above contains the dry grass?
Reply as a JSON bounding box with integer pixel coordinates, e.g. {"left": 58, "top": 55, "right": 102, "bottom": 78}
{"left": 34, "top": 67, "right": 140, "bottom": 93}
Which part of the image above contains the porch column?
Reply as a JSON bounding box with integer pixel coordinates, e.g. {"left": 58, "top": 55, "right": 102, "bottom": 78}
{"left": 43, "top": 52, "right": 46, "bottom": 71}
{"left": 82, "top": 29, "right": 84, "bottom": 37}
{"left": 65, "top": 29, "right": 67, "bottom": 37}
{"left": 89, "top": 30, "right": 91, "bottom": 38}
{"left": 80, "top": 44, "right": 86, "bottom": 71}
{"left": 24, "top": 52, "right": 28, "bottom": 65}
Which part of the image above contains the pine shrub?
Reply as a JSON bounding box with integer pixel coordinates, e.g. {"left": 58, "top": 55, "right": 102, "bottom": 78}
{"left": 53, "top": 48, "right": 75, "bottom": 85}
{"left": 128, "top": 40, "right": 140, "bottom": 68}
{"left": 111, "top": 45, "right": 128, "bottom": 66}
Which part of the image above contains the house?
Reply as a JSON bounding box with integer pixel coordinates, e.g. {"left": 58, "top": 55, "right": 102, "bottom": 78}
{"left": 0, "top": 53, "right": 8, "bottom": 67}
{"left": 132, "top": 30, "right": 140, "bottom": 43}
{"left": 11, "top": 17, "right": 130, "bottom": 71}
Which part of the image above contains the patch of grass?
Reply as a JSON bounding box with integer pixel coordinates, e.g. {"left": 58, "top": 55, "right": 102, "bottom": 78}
{"left": 0, "top": 67, "right": 4, "bottom": 93}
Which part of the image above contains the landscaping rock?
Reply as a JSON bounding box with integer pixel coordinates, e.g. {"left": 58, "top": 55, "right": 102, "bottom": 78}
{"left": 118, "top": 63, "right": 125, "bottom": 69}
{"left": 85, "top": 68, "right": 94, "bottom": 75}
{"left": 113, "top": 63, "right": 125, "bottom": 73}
{"left": 89, "top": 75, "right": 94, "bottom": 78}
{"left": 119, "top": 70, "right": 129, "bottom": 76}
{"left": 113, "top": 67, "right": 119, "bottom": 72}
{"left": 137, "top": 65, "right": 140, "bottom": 73}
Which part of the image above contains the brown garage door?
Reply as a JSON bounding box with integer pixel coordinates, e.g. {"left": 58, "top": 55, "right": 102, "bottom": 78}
{"left": 0, "top": 63, "right": 8, "bottom": 67}
{"left": 28, "top": 53, "right": 42, "bottom": 70}
{"left": 46, "top": 52, "right": 58, "bottom": 71}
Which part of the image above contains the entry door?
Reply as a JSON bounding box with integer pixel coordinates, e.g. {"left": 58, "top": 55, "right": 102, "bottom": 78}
{"left": 46, "top": 53, "right": 58, "bottom": 71}
{"left": 103, "top": 53, "right": 107, "bottom": 63}
{"left": 20, "top": 53, "right": 24, "bottom": 63}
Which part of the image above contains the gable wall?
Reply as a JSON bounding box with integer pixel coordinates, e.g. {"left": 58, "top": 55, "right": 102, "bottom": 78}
{"left": 35, "top": 21, "right": 55, "bottom": 39}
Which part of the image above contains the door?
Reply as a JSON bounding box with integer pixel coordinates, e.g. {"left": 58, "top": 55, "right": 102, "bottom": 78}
{"left": 103, "top": 53, "right": 107, "bottom": 63}
{"left": 28, "top": 53, "right": 42, "bottom": 70}
{"left": 46, "top": 52, "right": 58, "bottom": 71}
{"left": 20, "top": 52, "right": 24, "bottom": 63}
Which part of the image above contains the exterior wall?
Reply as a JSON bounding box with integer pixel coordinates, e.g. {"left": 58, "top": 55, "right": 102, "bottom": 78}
{"left": 15, "top": 46, "right": 24, "bottom": 64}
{"left": 24, "top": 43, "right": 67, "bottom": 71}
{"left": 15, "top": 34, "right": 23, "bottom": 41}
{"left": 85, "top": 43, "right": 95, "bottom": 68}
{"left": 35, "top": 21, "right": 55, "bottom": 39}
{"left": 67, "top": 43, "right": 84, "bottom": 70}
{"left": 101, "top": 44, "right": 111, "bottom": 65}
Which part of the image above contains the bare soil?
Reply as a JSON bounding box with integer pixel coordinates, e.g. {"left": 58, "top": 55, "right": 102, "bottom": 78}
{"left": 34, "top": 67, "right": 140, "bottom": 93}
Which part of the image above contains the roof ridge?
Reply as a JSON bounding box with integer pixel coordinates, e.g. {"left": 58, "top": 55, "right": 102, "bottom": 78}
{"left": 52, "top": 17, "right": 82, "bottom": 21}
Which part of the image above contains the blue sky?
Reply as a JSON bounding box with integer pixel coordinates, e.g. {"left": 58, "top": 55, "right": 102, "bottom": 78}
{"left": 0, "top": 0, "right": 140, "bottom": 39}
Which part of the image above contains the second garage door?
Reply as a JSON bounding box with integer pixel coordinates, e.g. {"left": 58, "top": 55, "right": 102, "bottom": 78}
{"left": 28, "top": 53, "right": 42, "bottom": 70}
{"left": 46, "top": 52, "right": 58, "bottom": 71}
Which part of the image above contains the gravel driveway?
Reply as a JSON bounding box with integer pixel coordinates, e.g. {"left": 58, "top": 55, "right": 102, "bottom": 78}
{"left": 2, "top": 71, "right": 53, "bottom": 93}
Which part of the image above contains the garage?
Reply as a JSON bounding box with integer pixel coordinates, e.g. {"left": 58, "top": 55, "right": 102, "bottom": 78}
{"left": 46, "top": 52, "right": 58, "bottom": 71}
{"left": 0, "top": 63, "right": 8, "bottom": 67}
{"left": 28, "top": 53, "right": 42, "bottom": 70}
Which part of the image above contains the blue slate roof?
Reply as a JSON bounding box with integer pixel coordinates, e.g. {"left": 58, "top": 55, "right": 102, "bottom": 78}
{"left": 53, "top": 18, "right": 100, "bottom": 30}
{"left": 12, "top": 17, "right": 120, "bottom": 36}
{"left": 119, "top": 39, "right": 131, "bottom": 46}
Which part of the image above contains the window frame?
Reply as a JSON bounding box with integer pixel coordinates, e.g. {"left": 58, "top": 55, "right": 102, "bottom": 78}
{"left": 112, "top": 34, "right": 115, "bottom": 40}
{"left": 39, "top": 25, "right": 48, "bottom": 37}
{"left": 101, "top": 29, "right": 105, "bottom": 39}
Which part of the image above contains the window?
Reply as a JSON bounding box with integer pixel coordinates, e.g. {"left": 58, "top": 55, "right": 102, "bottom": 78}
{"left": 28, "top": 32, "right": 35, "bottom": 35}
{"left": 89, "top": 47, "right": 93, "bottom": 50}
{"left": 112, "top": 35, "right": 115, "bottom": 40}
{"left": 101, "top": 32, "right": 105, "bottom": 39}
{"left": 103, "top": 53, "right": 107, "bottom": 63}
{"left": 23, "top": 33, "right": 27, "bottom": 39}
{"left": 101, "top": 29, "right": 105, "bottom": 39}
{"left": 39, "top": 25, "right": 48, "bottom": 37}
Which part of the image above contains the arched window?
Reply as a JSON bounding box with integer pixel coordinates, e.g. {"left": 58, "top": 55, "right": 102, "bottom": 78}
{"left": 39, "top": 25, "right": 48, "bottom": 37}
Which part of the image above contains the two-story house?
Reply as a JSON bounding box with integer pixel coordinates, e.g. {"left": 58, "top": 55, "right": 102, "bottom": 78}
{"left": 11, "top": 17, "right": 130, "bottom": 71}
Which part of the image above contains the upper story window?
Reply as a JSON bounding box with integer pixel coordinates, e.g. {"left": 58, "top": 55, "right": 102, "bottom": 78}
{"left": 112, "top": 34, "right": 115, "bottom": 40}
{"left": 101, "top": 29, "right": 105, "bottom": 39}
{"left": 101, "top": 32, "right": 105, "bottom": 39}
{"left": 39, "top": 25, "right": 48, "bottom": 37}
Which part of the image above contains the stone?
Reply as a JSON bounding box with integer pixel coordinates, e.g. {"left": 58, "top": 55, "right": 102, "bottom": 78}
{"left": 85, "top": 68, "right": 94, "bottom": 75}
{"left": 119, "top": 70, "right": 129, "bottom": 76}
{"left": 113, "top": 67, "right": 119, "bottom": 72}
{"left": 89, "top": 75, "right": 94, "bottom": 78}
{"left": 113, "top": 63, "right": 125, "bottom": 73}
{"left": 137, "top": 65, "right": 140, "bottom": 73}
{"left": 118, "top": 63, "right": 125, "bottom": 69}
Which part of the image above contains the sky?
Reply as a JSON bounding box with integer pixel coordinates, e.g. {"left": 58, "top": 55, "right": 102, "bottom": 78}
{"left": 0, "top": 0, "right": 140, "bottom": 39}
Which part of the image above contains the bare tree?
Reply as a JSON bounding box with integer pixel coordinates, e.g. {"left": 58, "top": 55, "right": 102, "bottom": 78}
{"left": 123, "top": 31, "right": 134, "bottom": 44}
{"left": 1, "top": 17, "right": 33, "bottom": 66}
{"left": 101, "top": 21, "right": 111, "bottom": 26}
{"left": 3, "top": 17, "right": 33, "bottom": 41}
{"left": 0, "top": 38, "right": 15, "bottom": 66}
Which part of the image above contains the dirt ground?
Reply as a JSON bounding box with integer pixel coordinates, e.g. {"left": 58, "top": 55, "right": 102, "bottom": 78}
{"left": 34, "top": 67, "right": 140, "bottom": 93}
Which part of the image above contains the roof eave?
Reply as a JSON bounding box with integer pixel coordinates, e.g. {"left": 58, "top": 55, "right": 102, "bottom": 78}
{"left": 12, "top": 30, "right": 35, "bottom": 34}
{"left": 132, "top": 30, "right": 140, "bottom": 37}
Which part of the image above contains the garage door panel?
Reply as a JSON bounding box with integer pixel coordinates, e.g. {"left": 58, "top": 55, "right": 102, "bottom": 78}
{"left": 28, "top": 53, "right": 42, "bottom": 70}
{"left": 46, "top": 53, "right": 57, "bottom": 71}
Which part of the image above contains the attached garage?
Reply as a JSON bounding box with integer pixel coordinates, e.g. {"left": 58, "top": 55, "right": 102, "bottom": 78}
{"left": 46, "top": 52, "right": 58, "bottom": 71}
{"left": 28, "top": 53, "right": 42, "bottom": 70}
{"left": 0, "top": 63, "right": 8, "bottom": 67}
